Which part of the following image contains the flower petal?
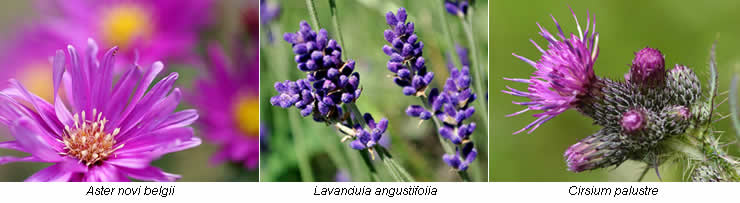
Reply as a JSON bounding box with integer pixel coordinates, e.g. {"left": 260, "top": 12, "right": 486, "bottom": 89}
{"left": 25, "top": 164, "right": 73, "bottom": 182}
{"left": 11, "top": 118, "right": 62, "bottom": 162}
{"left": 119, "top": 166, "right": 181, "bottom": 182}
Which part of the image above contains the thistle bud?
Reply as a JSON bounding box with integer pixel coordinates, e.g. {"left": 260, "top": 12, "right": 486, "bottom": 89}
{"left": 564, "top": 128, "right": 628, "bottom": 172}
{"left": 691, "top": 164, "right": 724, "bottom": 182}
{"left": 666, "top": 65, "right": 701, "bottom": 106}
{"left": 629, "top": 47, "right": 665, "bottom": 86}
{"left": 621, "top": 109, "right": 646, "bottom": 133}
{"left": 662, "top": 105, "right": 691, "bottom": 135}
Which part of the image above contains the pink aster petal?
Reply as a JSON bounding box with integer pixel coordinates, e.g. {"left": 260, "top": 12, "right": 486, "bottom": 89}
{"left": 119, "top": 166, "right": 181, "bottom": 182}
{"left": 26, "top": 164, "right": 73, "bottom": 182}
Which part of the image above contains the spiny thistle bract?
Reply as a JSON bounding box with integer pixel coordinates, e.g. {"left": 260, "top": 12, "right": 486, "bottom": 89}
{"left": 505, "top": 9, "right": 740, "bottom": 181}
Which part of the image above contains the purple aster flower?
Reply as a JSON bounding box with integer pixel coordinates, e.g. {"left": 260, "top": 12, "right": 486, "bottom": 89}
{"left": 274, "top": 21, "right": 361, "bottom": 122}
{"left": 0, "top": 39, "right": 200, "bottom": 181}
{"left": 34, "top": 0, "right": 214, "bottom": 69}
{"left": 191, "top": 44, "right": 259, "bottom": 169}
{"left": 382, "top": 8, "right": 434, "bottom": 97}
{"left": 626, "top": 47, "right": 665, "bottom": 86}
{"left": 444, "top": 0, "right": 469, "bottom": 17}
{"left": 504, "top": 9, "right": 600, "bottom": 134}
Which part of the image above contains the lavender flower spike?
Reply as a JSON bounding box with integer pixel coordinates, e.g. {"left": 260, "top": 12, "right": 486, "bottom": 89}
{"left": 444, "top": 0, "right": 469, "bottom": 17}
{"left": 383, "top": 8, "right": 433, "bottom": 97}
{"left": 504, "top": 9, "right": 600, "bottom": 134}
{"left": 276, "top": 21, "right": 362, "bottom": 122}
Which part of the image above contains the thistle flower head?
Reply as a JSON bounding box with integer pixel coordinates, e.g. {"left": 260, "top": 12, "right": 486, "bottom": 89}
{"left": 628, "top": 47, "right": 665, "bottom": 86}
{"left": 383, "top": 8, "right": 433, "bottom": 97}
{"left": 505, "top": 9, "right": 599, "bottom": 134}
{"left": 0, "top": 39, "right": 200, "bottom": 181}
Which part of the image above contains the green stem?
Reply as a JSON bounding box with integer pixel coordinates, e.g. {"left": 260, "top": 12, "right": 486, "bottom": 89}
{"left": 288, "top": 109, "right": 314, "bottom": 182}
{"left": 436, "top": 0, "right": 460, "bottom": 67}
{"left": 328, "top": 0, "right": 346, "bottom": 59}
{"left": 460, "top": 9, "right": 489, "bottom": 131}
{"left": 306, "top": 0, "right": 322, "bottom": 29}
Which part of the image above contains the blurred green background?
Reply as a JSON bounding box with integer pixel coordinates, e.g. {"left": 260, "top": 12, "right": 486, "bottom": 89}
{"left": 491, "top": 0, "right": 740, "bottom": 181}
{"left": 260, "top": 0, "right": 488, "bottom": 182}
{"left": 0, "top": 0, "right": 259, "bottom": 182}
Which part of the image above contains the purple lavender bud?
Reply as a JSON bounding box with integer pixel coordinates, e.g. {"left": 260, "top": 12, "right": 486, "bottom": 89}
{"left": 382, "top": 45, "right": 393, "bottom": 56}
{"left": 444, "top": 0, "right": 469, "bottom": 16}
{"left": 443, "top": 154, "right": 462, "bottom": 169}
{"left": 402, "top": 87, "right": 416, "bottom": 96}
{"left": 398, "top": 69, "right": 411, "bottom": 79}
{"left": 406, "top": 105, "right": 428, "bottom": 117}
{"left": 621, "top": 109, "right": 646, "bottom": 133}
{"left": 629, "top": 47, "right": 665, "bottom": 86}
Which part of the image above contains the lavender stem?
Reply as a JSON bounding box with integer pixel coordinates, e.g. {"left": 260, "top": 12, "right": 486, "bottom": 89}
{"left": 305, "top": 0, "right": 321, "bottom": 29}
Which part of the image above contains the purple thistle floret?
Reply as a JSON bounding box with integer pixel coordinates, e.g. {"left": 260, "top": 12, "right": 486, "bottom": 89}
{"left": 349, "top": 114, "right": 389, "bottom": 150}
{"left": 504, "top": 9, "right": 600, "bottom": 134}
{"left": 444, "top": 0, "right": 469, "bottom": 17}
{"left": 383, "top": 8, "right": 433, "bottom": 97}
{"left": 273, "top": 21, "right": 362, "bottom": 122}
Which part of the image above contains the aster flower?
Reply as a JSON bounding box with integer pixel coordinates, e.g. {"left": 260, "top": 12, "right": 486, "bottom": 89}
{"left": 35, "top": 0, "right": 214, "bottom": 69}
{"left": 444, "top": 0, "right": 469, "bottom": 17}
{"left": 382, "top": 8, "right": 434, "bottom": 97}
{"left": 273, "top": 21, "right": 361, "bottom": 122}
{"left": 504, "top": 9, "right": 599, "bottom": 134}
{"left": 0, "top": 39, "right": 200, "bottom": 182}
{"left": 191, "top": 44, "right": 259, "bottom": 169}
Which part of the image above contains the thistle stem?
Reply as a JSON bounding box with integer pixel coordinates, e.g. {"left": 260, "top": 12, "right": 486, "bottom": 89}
{"left": 305, "top": 0, "right": 322, "bottom": 29}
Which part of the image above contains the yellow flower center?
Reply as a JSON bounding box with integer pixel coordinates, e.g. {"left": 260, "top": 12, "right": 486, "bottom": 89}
{"left": 233, "top": 96, "right": 260, "bottom": 137}
{"left": 101, "top": 4, "right": 153, "bottom": 48}
{"left": 19, "top": 62, "right": 54, "bottom": 101}
{"left": 60, "top": 109, "right": 123, "bottom": 166}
